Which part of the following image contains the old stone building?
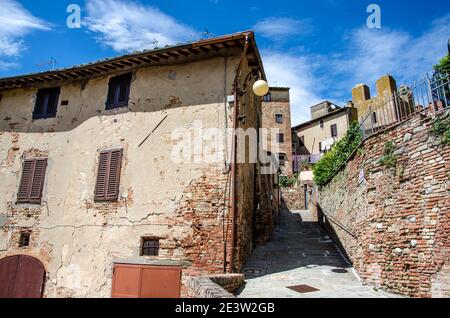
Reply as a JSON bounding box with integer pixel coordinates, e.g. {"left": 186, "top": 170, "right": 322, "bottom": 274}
{"left": 261, "top": 87, "right": 293, "bottom": 176}
{"left": 0, "top": 31, "right": 277, "bottom": 298}
{"left": 352, "top": 75, "right": 415, "bottom": 132}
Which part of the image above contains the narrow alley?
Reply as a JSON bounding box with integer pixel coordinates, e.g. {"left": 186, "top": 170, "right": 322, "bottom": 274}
{"left": 238, "top": 209, "right": 399, "bottom": 298}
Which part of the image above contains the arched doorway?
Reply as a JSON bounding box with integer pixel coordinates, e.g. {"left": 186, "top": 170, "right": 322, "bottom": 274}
{"left": 0, "top": 255, "right": 46, "bottom": 298}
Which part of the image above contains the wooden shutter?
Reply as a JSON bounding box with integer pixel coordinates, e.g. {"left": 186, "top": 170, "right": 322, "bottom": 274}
{"left": 106, "top": 78, "right": 118, "bottom": 108}
{"left": 17, "top": 158, "right": 47, "bottom": 204}
{"left": 331, "top": 124, "right": 338, "bottom": 138}
{"left": 95, "top": 149, "right": 123, "bottom": 201}
{"left": 30, "top": 159, "right": 47, "bottom": 202}
{"left": 117, "top": 74, "right": 131, "bottom": 104}
{"left": 106, "top": 73, "right": 131, "bottom": 109}
{"left": 45, "top": 89, "right": 60, "bottom": 116}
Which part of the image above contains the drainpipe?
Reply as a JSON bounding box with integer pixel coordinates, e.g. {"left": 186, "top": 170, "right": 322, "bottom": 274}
{"left": 228, "top": 35, "right": 250, "bottom": 273}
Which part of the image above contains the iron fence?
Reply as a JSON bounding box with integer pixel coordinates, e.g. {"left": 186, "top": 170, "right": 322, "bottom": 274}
{"left": 358, "top": 73, "right": 450, "bottom": 140}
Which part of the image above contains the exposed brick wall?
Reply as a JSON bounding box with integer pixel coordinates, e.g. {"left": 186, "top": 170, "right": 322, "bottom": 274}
{"left": 318, "top": 112, "right": 449, "bottom": 298}
{"left": 262, "top": 93, "right": 293, "bottom": 176}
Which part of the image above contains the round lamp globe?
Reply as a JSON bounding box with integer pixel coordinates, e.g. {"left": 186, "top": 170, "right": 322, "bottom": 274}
{"left": 253, "top": 80, "right": 269, "bottom": 97}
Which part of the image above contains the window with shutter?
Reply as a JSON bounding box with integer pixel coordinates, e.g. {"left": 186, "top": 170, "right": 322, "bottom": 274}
{"left": 106, "top": 73, "right": 132, "bottom": 110}
{"left": 331, "top": 124, "right": 338, "bottom": 138}
{"left": 17, "top": 158, "right": 47, "bottom": 204}
{"left": 33, "top": 88, "right": 60, "bottom": 119}
{"left": 95, "top": 149, "right": 123, "bottom": 202}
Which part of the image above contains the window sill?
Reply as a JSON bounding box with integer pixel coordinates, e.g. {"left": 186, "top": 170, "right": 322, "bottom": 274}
{"left": 16, "top": 201, "right": 42, "bottom": 206}
{"left": 32, "top": 115, "right": 57, "bottom": 120}
{"left": 105, "top": 102, "right": 129, "bottom": 110}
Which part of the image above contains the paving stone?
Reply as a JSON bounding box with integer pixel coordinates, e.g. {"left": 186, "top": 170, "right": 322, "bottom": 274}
{"left": 238, "top": 209, "right": 400, "bottom": 298}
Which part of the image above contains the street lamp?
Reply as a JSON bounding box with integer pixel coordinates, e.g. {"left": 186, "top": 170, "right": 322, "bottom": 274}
{"left": 253, "top": 79, "right": 270, "bottom": 97}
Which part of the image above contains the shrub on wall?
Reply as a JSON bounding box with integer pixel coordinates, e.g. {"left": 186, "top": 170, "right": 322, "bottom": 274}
{"left": 279, "top": 174, "right": 297, "bottom": 188}
{"left": 313, "top": 122, "right": 363, "bottom": 186}
{"left": 432, "top": 114, "right": 450, "bottom": 145}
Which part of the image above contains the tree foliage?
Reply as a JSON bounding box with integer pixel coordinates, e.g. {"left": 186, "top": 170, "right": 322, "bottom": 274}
{"left": 313, "top": 122, "right": 363, "bottom": 186}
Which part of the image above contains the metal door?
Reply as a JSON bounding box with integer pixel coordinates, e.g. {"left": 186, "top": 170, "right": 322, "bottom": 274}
{"left": 0, "top": 255, "right": 45, "bottom": 298}
{"left": 112, "top": 264, "right": 181, "bottom": 298}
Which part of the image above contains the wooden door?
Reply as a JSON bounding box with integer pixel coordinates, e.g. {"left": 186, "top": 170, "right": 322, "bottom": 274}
{"left": 0, "top": 255, "right": 45, "bottom": 298}
{"left": 112, "top": 264, "right": 181, "bottom": 298}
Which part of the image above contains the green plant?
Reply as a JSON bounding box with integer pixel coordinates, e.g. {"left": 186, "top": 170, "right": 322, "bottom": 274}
{"left": 432, "top": 115, "right": 450, "bottom": 145}
{"left": 313, "top": 122, "right": 363, "bottom": 186}
{"left": 433, "top": 55, "right": 450, "bottom": 75}
{"left": 378, "top": 141, "right": 397, "bottom": 168}
{"left": 279, "top": 175, "right": 297, "bottom": 188}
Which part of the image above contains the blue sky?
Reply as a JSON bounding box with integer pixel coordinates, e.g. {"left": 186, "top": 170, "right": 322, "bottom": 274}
{"left": 0, "top": 0, "right": 449, "bottom": 124}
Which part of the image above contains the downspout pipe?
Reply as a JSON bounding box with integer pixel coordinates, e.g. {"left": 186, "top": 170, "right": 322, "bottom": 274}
{"left": 228, "top": 35, "right": 250, "bottom": 273}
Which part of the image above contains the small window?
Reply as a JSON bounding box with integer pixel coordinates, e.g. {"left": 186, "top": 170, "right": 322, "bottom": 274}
{"left": 277, "top": 133, "right": 285, "bottom": 143}
{"left": 19, "top": 232, "right": 31, "bottom": 248}
{"left": 263, "top": 93, "right": 272, "bottom": 102}
{"left": 319, "top": 142, "right": 323, "bottom": 153}
{"left": 106, "top": 73, "right": 132, "bottom": 109}
{"left": 278, "top": 154, "right": 286, "bottom": 166}
{"left": 141, "top": 237, "right": 160, "bottom": 256}
{"left": 94, "top": 149, "right": 123, "bottom": 202}
{"left": 275, "top": 114, "right": 283, "bottom": 124}
{"left": 33, "top": 87, "right": 60, "bottom": 119}
{"left": 331, "top": 124, "right": 338, "bottom": 138}
{"left": 320, "top": 120, "right": 324, "bottom": 129}
{"left": 17, "top": 158, "right": 48, "bottom": 204}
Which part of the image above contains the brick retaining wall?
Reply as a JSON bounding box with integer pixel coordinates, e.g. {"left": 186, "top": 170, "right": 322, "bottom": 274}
{"left": 318, "top": 112, "right": 450, "bottom": 298}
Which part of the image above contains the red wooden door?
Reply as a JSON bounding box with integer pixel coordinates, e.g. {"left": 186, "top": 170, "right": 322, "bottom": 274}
{"left": 0, "top": 255, "right": 45, "bottom": 298}
{"left": 112, "top": 264, "right": 181, "bottom": 298}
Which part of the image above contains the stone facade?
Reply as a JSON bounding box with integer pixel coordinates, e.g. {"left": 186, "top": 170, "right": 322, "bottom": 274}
{"left": 352, "top": 75, "right": 415, "bottom": 127}
{"left": 186, "top": 274, "right": 244, "bottom": 298}
{"left": 0, "top": 33, "right": 277, "bottom": 298}
{"left": 318, "top": 112, "right": 450, "bottom": 298}
{"left": 262, "top": 87, "right": 293, "bottom": 176}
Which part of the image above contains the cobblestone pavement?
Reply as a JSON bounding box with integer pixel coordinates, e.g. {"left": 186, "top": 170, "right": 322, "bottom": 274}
{"left": 238, "top": 209, "right": 400, "bottom": 298}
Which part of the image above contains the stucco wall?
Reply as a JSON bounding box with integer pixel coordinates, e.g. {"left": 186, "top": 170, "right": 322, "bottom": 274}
{"left": 317, "top": 112, "right": 450, "bottom": 298}
{"left": 0, "top": 55, "right": 265, "bottom": 297}
{"left": 295, "top": 110, "right": 352, "bottom": 155}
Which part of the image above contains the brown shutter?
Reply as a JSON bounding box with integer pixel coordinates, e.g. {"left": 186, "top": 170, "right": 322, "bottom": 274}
{"left": 95, "top": 149, "right": 123, "bottom": 202}
{"left": 17, "top": 158, "right": 47, "bottom": 204}
{"left": 17, "top": 160, "right": 34, "bottom": 202}
{"left": 29, "top": 159, "right": 47, "bottom": 202}
{"left": 118, "top": 74, "right": 131, "bottom": 104}
{"left": 106, "top": 78, "right": 118, "bottom": 108}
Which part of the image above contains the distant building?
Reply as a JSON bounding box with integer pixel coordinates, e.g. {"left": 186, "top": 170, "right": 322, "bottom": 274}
{"left": 262, "top": 87, "right": 293, "bottom": 176}
{"left": 292, "top": 101, "right": 357, "bottom": 182}
{"left": 352, "top": 75, "right": 415, "bottom": 133}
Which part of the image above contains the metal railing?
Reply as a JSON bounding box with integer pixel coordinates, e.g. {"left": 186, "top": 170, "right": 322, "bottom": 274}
{"left": 358, "top": 73, "right": 450, "bottom": 140}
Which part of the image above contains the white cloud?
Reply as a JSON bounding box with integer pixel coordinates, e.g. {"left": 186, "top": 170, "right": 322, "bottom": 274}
{"left": 0, "top": 0, "right": 50, "bottom": 69}
{"left": 331, "top": 13, "right": 450, "bottom": 95}
{"left": 261, "top": 13, "right": 450, "bottom": 125}
{"left": 262, "top": 50, "right": 323, "bottom": 125}
{"left": 254, "top": 17, "right": 312, "bottom": 40}
{"left": 84, "top": 0, "right": 199, "bottom": 52}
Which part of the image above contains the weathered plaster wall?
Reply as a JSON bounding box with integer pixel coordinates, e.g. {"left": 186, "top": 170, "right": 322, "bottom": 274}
{"left": 318, "top": 112, "right": 450, "bottom": 298}
{"left": 0, "top": 55, "right": 265, "bottom": 297}
{"left": 294, "top": 110, "right": 352, "bottom": 156}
